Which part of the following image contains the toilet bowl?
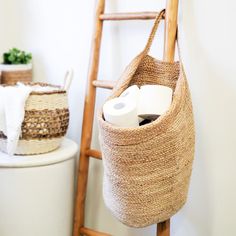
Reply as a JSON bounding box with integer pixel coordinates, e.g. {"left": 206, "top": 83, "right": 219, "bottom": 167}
{"left": 0, "top": 138, "right": 78, "bottom": 236}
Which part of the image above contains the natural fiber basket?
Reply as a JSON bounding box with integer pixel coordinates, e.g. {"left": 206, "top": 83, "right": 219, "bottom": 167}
{"left": 98, "top": 10, "right": 195, "bottom": 227}
{"left": 0, "top": 82, "right": 69, "bottom": 155}
{"left": 1, "top": 70, "right": 32, "bottom": 85}
{"left": 0, "top": 64, "right": 32, "bottom": 85}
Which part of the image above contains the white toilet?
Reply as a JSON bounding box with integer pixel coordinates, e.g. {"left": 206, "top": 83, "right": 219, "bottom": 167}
{"left": 0, "top": 138, "right": 78, "bottom": 236}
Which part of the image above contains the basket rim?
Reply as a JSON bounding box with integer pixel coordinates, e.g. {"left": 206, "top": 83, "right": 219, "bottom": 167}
{"left": 0, "top": 82, "right": 66, "bottom": 95}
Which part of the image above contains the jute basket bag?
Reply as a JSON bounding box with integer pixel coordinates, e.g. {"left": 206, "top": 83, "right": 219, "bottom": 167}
{"left": 98, "top": 10, "right": 195, "bottom": 227}
{"left": 0, "top": 83, "right": 69, "bottom": 155}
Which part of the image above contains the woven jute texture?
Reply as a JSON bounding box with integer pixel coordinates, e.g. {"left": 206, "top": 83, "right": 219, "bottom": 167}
{"left": 1, "top": 69, "right": 32, "bottom": 85}
{"left": 98, "top": 10, "right": 195, "bottom": 227}
{"left": 0, "top": 83, "right": 69, "bottom": 155}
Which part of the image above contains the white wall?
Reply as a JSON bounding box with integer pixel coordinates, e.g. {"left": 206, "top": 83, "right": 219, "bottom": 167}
{"left": 0, "top": 0, "right": 236, "bottom": 235}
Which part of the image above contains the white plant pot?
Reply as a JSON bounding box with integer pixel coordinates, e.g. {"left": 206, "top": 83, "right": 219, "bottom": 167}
{"left": 0, "top": 63, "right": 32, "bottom": 72}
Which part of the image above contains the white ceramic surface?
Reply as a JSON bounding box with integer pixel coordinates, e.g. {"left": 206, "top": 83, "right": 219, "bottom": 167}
{"left": 0, "top": 138, "right": 78, "bottom": 236}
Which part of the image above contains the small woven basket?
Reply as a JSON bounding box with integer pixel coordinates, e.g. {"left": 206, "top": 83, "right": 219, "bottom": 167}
{"left": 1, "top": 70, "right": 32, "bottom": 85}
{"left": 0, "top": 82, "right": 69, "bottom": 155}
{"left": 0, "top": 64, "right": 32, "bottom": 85}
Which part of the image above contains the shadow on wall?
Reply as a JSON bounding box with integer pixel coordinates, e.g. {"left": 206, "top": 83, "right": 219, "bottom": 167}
{"left": 176, "top": 0, "right": 236, "bottom": 235}
{"left": 176, "top": 1, "right": 213, "bottom": 235}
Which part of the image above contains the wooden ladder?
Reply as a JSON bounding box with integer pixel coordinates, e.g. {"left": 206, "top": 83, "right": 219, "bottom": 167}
{"left": 73, "top": 0, "right": 179, "bottom": 235}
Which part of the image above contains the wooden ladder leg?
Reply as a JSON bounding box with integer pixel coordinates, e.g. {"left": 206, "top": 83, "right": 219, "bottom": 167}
{"left": 158, "top": 0, "right": 178, "bottom": 235}
{"left": 157, "top": 219, "right": 170, "bottom": 236}
{"left": 73, "top": 0, "right": 105, "bottom": 235}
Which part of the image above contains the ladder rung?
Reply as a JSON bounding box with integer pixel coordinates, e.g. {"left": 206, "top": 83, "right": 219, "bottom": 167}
{"left": 93, "top": 80, "right": 116, "bottom": 89}
{"left": 80, "top": 227, "right": 111, "bottom": 236}
{"left": 100, "top": 11, "right": 164, "bottom": 21}
{"left": 86, "top": 149, "right": 102, "bottom": 160}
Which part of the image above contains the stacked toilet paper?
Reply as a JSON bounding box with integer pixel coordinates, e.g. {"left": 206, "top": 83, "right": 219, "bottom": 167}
{"left": 103, "top": 85, "right": 173, "bottom": 128}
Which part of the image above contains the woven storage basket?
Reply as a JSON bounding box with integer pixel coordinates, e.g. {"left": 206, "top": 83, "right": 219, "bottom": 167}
{"left": 98, "top": 10, "right": 195, "bottom": 227}
{"left": 0, "top": 64, "right": 32, "bottom": 85}
{"left": 0, "top": 82, "right": 69, "bottom": 155}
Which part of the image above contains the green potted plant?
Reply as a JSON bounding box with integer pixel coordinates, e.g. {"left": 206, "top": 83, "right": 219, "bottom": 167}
{"left": 0, "top": 48, "right": 32, "bottom": 84}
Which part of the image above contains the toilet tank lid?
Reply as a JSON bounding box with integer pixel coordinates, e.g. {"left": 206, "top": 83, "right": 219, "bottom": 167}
{"left": 0, "top": 138, "right": 78, "bottom": 168}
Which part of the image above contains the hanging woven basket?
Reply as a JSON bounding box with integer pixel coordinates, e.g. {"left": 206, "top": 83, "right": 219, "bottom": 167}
{"left": 0, "top": 83, "right": 69, "bottom": 155}
{"left": 98, "top": 10, "right": 195, "bottom": 227}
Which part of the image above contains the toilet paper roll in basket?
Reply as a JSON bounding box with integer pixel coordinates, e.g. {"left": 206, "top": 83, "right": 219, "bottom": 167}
{"left": 119, "top": 85, "right": 144, "bottom": 123}
{"left": 120, "top": 85, "right": 139, "bottom": 102}
{"left": 103, "top": 97, "right": 139, "bottom": 128}
{"left": 138, "top": 85, "right": 173, "bottom": 120}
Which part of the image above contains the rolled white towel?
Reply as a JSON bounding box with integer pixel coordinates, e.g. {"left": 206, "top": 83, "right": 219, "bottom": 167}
{"left": 0, "top": 84, "right": 33, "bottom": 155}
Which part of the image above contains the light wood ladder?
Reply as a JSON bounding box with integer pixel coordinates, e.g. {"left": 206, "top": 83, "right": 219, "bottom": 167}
{"left": 73, "top": 0, "right": 179, "bottom": 235}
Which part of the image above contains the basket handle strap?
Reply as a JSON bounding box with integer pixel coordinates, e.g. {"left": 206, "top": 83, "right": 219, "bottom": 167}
{"left": 143, "top": 9, "right": 166, "bottom": 55}
{"left": 63, "top": 69, "right": 73, "bottom": 91}
{"left": 144, "top": 9, "right": 184, "bottom": 64}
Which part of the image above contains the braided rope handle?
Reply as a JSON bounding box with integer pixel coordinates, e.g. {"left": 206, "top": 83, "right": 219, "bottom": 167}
{"left": 143, "top": 9, "right": 166, "bottom": 55}
{"left": 63, "top": 69, "right": 73, "bottom": 91}
{"left": 144, "top": 9, "right": 183, "bottom": 64}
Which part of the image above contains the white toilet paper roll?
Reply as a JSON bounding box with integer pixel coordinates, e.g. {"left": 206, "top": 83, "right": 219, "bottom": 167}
{"left": 138, "top": 85, "right": 173, "bottom": 119}
{"left": 120, "top": 85, "right": 140, "bottom": 102}
{"left": 119, "top": 85, "right": 144, "bottom": 123}
{"left": 103, "top": 97, "right": 139, "bottom": 128}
